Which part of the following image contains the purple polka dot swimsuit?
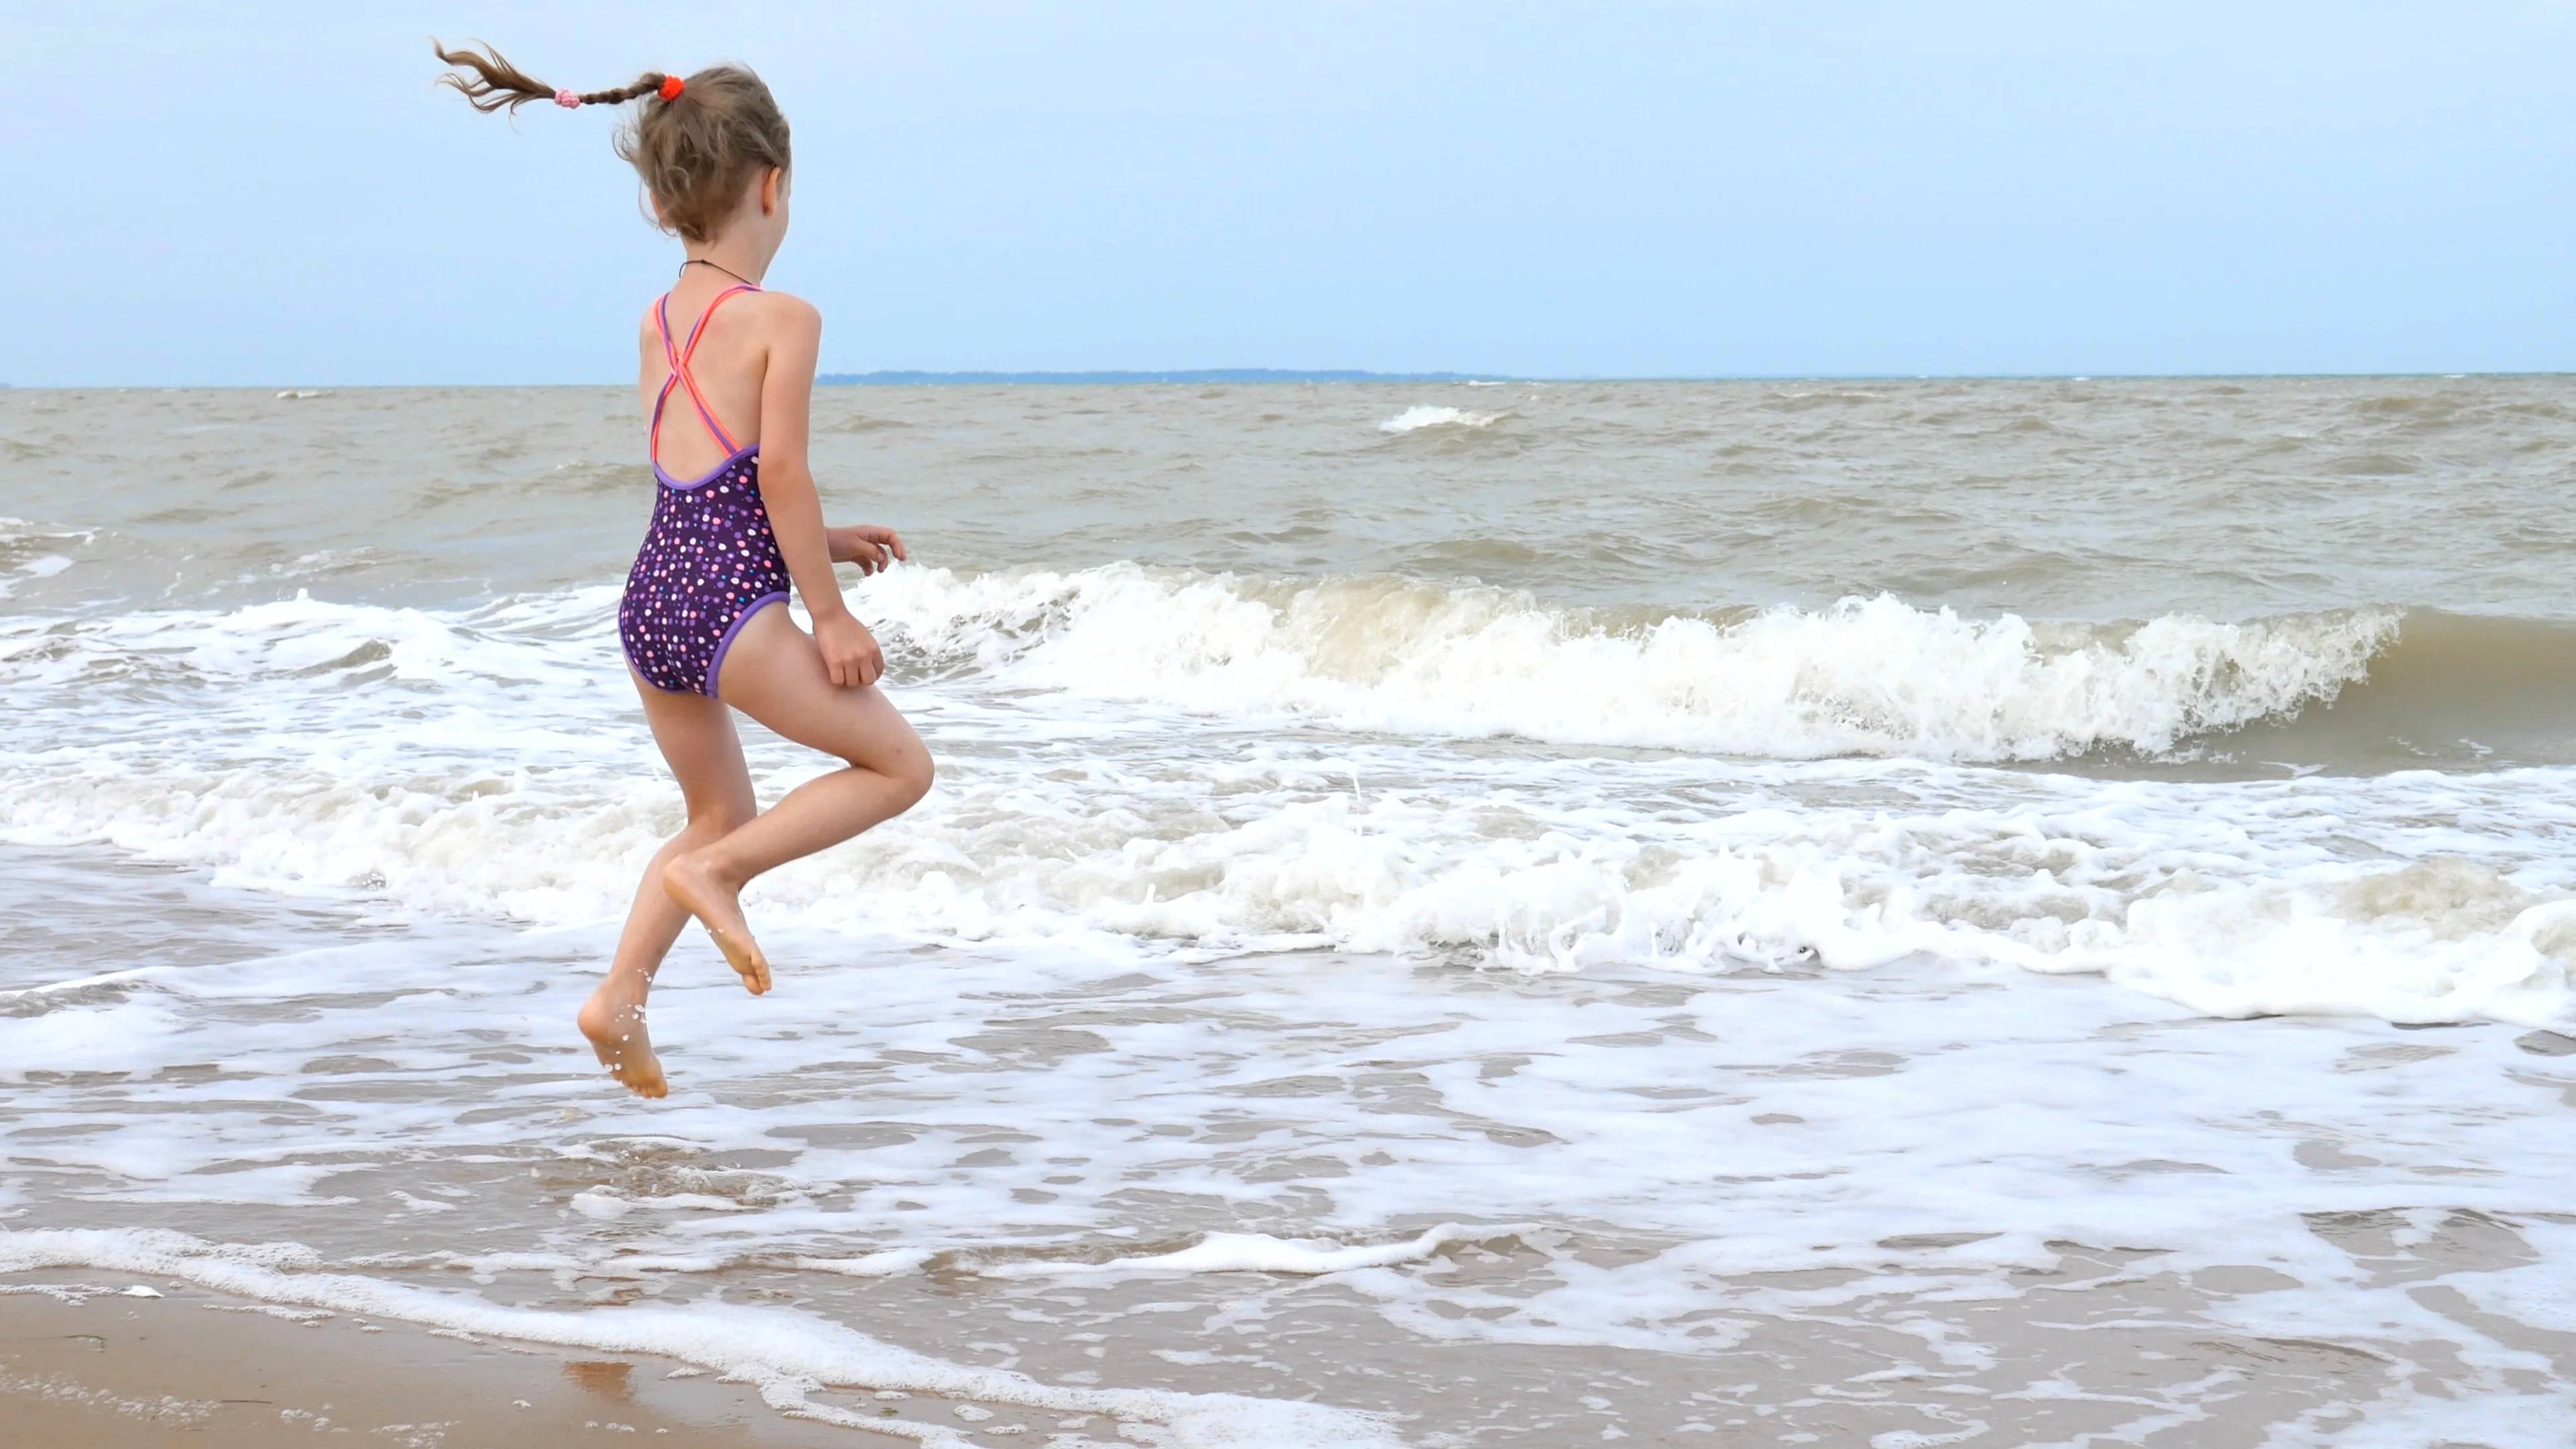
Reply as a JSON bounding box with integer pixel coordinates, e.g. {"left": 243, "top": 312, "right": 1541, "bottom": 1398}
{"left": 618, "top": 285, "right": 792, "bottom": 696}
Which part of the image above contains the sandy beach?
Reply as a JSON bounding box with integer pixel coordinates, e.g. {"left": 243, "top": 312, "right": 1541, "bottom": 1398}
{"left": 0, "top": 1285, "right": 868, "bottom": 1446}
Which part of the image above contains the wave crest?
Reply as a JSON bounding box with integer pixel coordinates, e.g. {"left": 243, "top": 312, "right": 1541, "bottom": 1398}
{"left": 868, "top": 564, "right": 2398, "bottom": 762}
{"left": 0, "top": 583, "right": 2563, "bottom": 1026}
{"left": 1378, "top": 406, "right": 1503, "bottom": 434}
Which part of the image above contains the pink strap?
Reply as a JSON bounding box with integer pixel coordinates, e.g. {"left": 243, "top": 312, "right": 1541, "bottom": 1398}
{"left": 648, "top": 284, "right": 758, "bottom": 464}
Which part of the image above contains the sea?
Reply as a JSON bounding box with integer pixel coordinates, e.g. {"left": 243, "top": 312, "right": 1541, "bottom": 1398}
{"left": 6, "top": 377, "right": 2576, "bottom": 1446}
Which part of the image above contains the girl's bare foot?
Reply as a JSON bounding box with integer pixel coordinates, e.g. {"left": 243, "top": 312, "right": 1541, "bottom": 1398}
{"left": 661, "top": 852, "right": 772, "bottom": 994}
{"left": 577, "top": 976, "right": 667, "bottom": 1098}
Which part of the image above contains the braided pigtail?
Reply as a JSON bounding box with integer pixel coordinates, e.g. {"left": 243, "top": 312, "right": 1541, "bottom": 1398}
{"left": 436, "top": 42, "right": 791, "bottom": 245}
{"left": 432, "top": 40, "right": 666, "bottom": 114}
{"left": 578, "top": 74, "right": 670, "bottom": 107}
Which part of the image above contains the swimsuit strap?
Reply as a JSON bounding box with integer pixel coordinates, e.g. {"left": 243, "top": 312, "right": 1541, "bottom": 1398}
{"left": 648, "top": 283, "right": 761, "bottom": 465}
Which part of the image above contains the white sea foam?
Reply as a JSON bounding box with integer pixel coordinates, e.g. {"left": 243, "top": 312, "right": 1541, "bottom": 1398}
{"left": 1376, "top": 405, "right": 1501, "bottom": 433}
{"left": 0, "top": 580, "right": 2565, "bottom": 1027}
{"left": 865, "top": 563, "right": 2396, "bottom": 761}
{"left": 978, "top": 1225, "right": 1481, "bottom": 1278}
{"left": 0, "top": 517, "right": 91, "bottom": 599}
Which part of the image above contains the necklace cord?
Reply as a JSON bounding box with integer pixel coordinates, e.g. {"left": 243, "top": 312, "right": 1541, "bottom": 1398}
{"left": 681, "top": 258, "right": 757, "bottom": 288}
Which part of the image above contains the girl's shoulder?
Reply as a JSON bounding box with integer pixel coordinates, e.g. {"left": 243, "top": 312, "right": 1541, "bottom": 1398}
{"left": 634, "top": 288, "right": 819, "bottom": 347}
{"left": 737, "top": 288, "right": 821, "bottom": 333}
{"left": 690, "top": 288, "right": 820, "bottom": 343}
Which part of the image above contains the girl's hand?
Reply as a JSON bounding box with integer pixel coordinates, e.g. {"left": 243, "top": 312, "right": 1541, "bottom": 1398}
{"left": 828, "top": 525, "right": 910, "bottom": 575}
{"left": 812, "top": 608, "right": 885, "bottom": 688}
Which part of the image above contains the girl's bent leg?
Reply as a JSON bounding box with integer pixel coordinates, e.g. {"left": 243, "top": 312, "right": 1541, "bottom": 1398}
{"left": 660, "top": 605, "right": 934, "bottom": 982}
{"left": 581, "top": 678, "right": 757, "bottom": 1097}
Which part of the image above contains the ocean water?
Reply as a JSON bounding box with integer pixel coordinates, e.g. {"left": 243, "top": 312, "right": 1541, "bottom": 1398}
{"left": 7, "top": 378, "right": 2576, "bottom": 1445}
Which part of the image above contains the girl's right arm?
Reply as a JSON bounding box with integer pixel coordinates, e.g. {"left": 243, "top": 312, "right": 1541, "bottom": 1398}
{"left": 755, "top": 299, "right": 885, "bottom": 688}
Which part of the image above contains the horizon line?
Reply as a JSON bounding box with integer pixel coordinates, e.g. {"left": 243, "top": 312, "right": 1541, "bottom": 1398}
{"left": 815, "top": 367, "right": 2540, "bottom": 386}
{"left": 6, "top": 368, "right": 2565, "bottom": 391}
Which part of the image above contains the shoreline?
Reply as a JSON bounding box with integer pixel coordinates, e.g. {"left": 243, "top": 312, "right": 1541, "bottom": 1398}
{"left": 0, "top": 1280, "right": 897, "bottom": 1448}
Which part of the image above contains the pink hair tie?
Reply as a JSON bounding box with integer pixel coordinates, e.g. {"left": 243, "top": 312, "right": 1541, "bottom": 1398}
{"left": 553, "top": 88, "right": 582, "bottom": 109}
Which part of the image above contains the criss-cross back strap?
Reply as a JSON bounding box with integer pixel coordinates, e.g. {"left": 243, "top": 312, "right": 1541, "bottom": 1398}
{"left": 649, "top": 284, "right": 760, "bottom": 464}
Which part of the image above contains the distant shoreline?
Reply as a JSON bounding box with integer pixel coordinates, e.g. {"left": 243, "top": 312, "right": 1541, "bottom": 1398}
{"left": 816, "top": 368, "right": 1505, "bottom": 386}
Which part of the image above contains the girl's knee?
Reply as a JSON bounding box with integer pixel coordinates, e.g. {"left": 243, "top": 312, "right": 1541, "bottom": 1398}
{"left": 833, "top": 739, "right": 931, "bottom": 810}
{"left": 888, "top": 749, "right": 934, "bottom": 812}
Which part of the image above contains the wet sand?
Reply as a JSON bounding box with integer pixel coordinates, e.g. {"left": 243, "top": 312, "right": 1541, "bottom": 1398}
{"left": 0, "top": 1282, "right": 885, "bottom": 1448}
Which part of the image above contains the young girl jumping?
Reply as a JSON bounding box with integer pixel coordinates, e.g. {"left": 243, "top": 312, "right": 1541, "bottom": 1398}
{"left": 437, "top": 44, "right": 934, "bottom": 1099}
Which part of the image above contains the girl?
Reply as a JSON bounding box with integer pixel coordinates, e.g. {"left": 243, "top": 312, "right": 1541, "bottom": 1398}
{"left": 437, "top": 44, "right": 934, "bottom": 1099}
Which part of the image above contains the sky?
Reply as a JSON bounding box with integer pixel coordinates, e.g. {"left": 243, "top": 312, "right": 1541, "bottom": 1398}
{"left": 8, "top": 2, "right": 2576, "bottom": 384}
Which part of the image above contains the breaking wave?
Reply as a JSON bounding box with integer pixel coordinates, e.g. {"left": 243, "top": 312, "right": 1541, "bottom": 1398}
{"left": 7, "top": 572, "right": 2575, "bottom": 1026}
{"left": 867, "top": 563, "right": 2398, "bottom": 762}
{"left": 1378, "top": 406, "right": 1503, "bottom": 434}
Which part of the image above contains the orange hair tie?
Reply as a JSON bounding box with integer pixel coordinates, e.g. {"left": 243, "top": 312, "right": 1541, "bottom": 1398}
{"left": 659, "top": 74, "right": 685, "bottom": 101}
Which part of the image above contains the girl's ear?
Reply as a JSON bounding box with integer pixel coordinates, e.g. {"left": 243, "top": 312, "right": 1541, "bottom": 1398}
{"left": 761, "top": 168, "right": 782, "bottom": 215}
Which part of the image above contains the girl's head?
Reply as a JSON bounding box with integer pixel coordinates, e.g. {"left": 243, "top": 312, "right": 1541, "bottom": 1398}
{"left": 434, "top": 42, "right": 792, "bottom": 248}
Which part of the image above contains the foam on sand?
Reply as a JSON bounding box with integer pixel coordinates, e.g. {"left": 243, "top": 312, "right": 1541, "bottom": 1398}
{"left": 0, "top": 1228, "right": 1409, "bottom": 1449}
{"left": 977, "top": 1224, "right": 1485, "bottom": 1278}
{"left": 6, "top": 863, "right": 2576, "bottom": 1442}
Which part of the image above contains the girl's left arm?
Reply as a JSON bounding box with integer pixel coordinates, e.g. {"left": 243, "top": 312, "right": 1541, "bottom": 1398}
{"left": 757, "top": 299, "right": 885, "bottom": 688}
